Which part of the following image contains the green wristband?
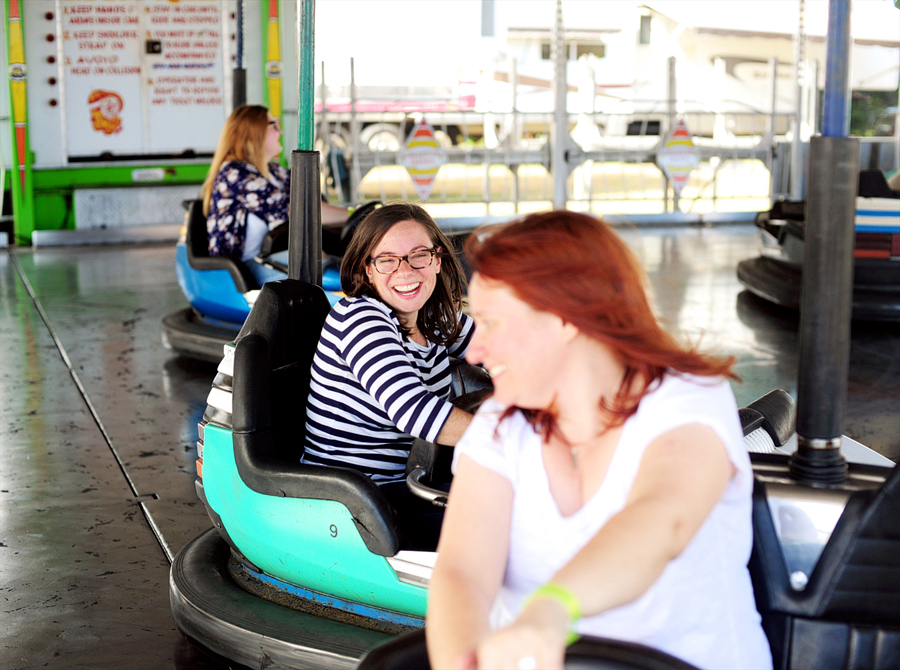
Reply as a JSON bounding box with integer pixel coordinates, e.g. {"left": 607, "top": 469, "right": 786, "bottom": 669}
{"left": 524, "top": 582, "right": 582, "bottom": 645}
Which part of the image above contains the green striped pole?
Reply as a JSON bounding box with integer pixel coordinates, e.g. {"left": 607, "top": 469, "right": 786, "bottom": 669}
{"left": 288, "top": 0, "right": 321, "bottom": 284}
{"left": 297, "top": 0, "right": 315, "bottom": 152}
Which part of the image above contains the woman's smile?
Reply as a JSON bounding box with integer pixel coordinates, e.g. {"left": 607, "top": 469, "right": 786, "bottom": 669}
{"left": 365, "top": 219, "right": 441, "bottom": 327}
{"left": 487, "top": 363, "right": 507, "bottom": 378}
{"left": 393, "top": 281, "right": 422, "bottom": 297}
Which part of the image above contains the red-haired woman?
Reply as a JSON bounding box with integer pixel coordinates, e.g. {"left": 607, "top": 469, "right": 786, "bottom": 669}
{"left": 426, "top": 211, "right": 771, "bottom": 670}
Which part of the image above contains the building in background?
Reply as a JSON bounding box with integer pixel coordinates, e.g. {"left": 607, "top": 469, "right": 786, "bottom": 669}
{"left": 2, "top": 0, "right": 897, "bottom": 242}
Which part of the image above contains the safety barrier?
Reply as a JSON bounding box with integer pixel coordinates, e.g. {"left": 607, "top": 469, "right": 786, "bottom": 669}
{"left": 309, "top": 102, "right": 898, "bottom": 215}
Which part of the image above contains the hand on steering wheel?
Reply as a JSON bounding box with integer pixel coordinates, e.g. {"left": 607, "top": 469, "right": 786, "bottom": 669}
{"left": 475, "top": 599, "right": 569, "bottom": 670}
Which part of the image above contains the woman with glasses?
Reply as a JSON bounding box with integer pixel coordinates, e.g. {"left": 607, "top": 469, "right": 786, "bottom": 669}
{"left": 426, "top": 211, "right": 772, "bottom": 670}
{"left": 202, "top": 104, "right": 349, "bottom": 286}
{"left": 301, "top": 202, "right": 474, "bottom": 549}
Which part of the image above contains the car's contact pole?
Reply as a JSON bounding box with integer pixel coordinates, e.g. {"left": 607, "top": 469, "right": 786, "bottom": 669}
{"left": 791, "top": 0, "right": 857, "bottom": 483}
{"left": 233, "top": 0, "right": 246, "bottom": 108}
{"left": 288, "top": 0, "right": 322, "bottom": 285}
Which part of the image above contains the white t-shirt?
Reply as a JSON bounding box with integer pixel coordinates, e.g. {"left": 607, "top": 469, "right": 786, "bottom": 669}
{"left": 453, "top": 373, "right": 772, "bottom": 670}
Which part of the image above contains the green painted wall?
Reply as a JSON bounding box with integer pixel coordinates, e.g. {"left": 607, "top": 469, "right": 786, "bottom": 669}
{"left": 25, "top": 163, "right": 210, "bottom": 238}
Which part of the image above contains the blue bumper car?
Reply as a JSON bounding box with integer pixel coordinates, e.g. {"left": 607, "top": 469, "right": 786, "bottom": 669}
{"left": 160, "top": 199, "right": 375, "bottom": 363}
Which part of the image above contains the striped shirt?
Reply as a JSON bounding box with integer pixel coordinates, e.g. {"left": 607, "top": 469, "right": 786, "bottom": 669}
{"left": 302, "top": 296, "right": 475, "bottom": 483}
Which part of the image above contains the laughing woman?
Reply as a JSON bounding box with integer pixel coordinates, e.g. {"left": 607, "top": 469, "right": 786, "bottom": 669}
{"left": 301, "top": 202, "right": 474, "bottom": 548}
{"left": 426, "top": 211, "right": 771, "bottom": 670}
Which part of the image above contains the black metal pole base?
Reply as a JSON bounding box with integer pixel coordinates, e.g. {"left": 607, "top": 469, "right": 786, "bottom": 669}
{"left": 789, "top": 445, "right": 849, "bottom": 485}
{"left": 232, "top": 69, "right": 246, "bottom": 109}
{"left": 792, "top": 135, "right": 858, "bottom": 486}
{"left": 288, "top": 151, "right": 322, "bottom": 285}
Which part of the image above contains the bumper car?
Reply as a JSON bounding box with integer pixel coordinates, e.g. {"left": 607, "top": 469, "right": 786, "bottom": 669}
{"left": 169, "top": 274, "right": 897, "bottom": 670}
{"left": 160, "top": 199, "right": 378, "bottom": 363}
{"left": 170, "top": 277, "right": 491, "bottom": 668}
{"left": 737, "top": 169, "right": 900, "bottom": 322}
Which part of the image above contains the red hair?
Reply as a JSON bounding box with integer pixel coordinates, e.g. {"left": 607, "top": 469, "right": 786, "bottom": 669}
{"left": 466, "top": 210, "right": 737, "bottom": 439}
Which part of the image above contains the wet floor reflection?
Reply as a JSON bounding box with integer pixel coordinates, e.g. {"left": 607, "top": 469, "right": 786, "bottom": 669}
{"left": 2, "top": 225, "right": 897, "bottom": 667}
{"left": 2, "top": 246, "right": 232, "bottom": 668}
{"left": 618, "top": 224, "right": 898, "bottom": 460}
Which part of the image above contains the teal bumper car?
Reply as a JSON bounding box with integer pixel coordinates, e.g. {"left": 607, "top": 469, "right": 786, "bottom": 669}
{"left": 170, "top": 277, "right": 491, "bottom": 667}
{"left": 170, "top": 276, "right": 898, "bottom": 670}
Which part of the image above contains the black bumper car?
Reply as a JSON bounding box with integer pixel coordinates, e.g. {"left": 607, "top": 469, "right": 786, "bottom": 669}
{"left": 737, "top": 169, "right": 900, "bottom": 322}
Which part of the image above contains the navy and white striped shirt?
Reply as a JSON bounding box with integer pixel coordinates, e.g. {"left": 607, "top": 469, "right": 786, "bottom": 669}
{"left": 302, "top": 296, "right": 475, "bottom": 483}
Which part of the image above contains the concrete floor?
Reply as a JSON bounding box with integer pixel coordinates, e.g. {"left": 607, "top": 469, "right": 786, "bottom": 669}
{"left": 1, "top": 225, "right": 897, "bottom": 669}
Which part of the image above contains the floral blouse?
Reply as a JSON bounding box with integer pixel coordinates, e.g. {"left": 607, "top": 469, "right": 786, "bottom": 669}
{"left": 207, "top": 160, "right": 290, "bottom": 257}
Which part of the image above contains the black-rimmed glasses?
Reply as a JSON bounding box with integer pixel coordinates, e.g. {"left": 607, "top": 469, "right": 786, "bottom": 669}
{"left": 367, "top": 248, "right": 438, "bottom": 274}
{"left": 268, "top": 119, "right": 281, "bottom": 131}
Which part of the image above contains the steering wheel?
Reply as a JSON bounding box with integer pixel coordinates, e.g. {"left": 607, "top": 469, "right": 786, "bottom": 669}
{"left": 357, "top": 628, "right": 700, "bottom": 670}
{"left": 256, "top": 200, "right": 380, "bottom": 266}
{"left": 406, "top": 362, "right": 493, "bottom": 507}
{"left": 338, "top": 201, "right": 381, "bottom": 255}
{"left": 256, "top": 222, "right": 289, "bottom": 269}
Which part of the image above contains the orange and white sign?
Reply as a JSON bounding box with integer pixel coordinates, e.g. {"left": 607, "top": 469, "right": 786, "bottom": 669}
{"left": 89, "top": 90, "right": 124, "bottom": 134}
{"left": 399, "top": 120, "right": 446, "bottom": 201}
{"left": 657, "top": 119, "right": 700, "bottom": 196}
{"left": 62, "top": 0, "right": 143, "bottom": 155}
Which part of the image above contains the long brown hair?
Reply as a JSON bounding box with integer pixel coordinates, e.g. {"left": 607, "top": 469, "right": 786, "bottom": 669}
{"left": 341, "top": 202, "right": 467, "bottom": 346}
{"left": 466, "top": 210, "right": 737, "bottom": 438}
{"left": 201, "top": 105, "right": 272, "bottom": 215}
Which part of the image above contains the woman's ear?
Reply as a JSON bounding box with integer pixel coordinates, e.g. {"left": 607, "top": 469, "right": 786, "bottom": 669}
{"left": 560, "top": 318, "right": 579, "bottom": 343}
{"left": 434, "top": 246, "right": 442, "bottom": 274}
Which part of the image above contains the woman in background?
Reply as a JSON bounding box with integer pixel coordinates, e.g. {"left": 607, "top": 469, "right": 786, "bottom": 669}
{"left": 202, "top": 104, "right": 348, "bottom": 285}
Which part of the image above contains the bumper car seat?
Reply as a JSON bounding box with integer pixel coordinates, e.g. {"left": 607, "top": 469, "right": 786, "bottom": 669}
{"left": 185, "top": 198, "right": 258, "bottom": 294}
{"left": 228, "top": 278, "right": 403, "bottom": 556}
{"left": 750, "top": 463, "right": 900, "bottom": 670}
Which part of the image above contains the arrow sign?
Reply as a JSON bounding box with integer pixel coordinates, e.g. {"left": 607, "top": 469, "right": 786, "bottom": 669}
{"left": 399, "top": 120, "right": 446, "bottom": 200}
{"left": 657, "top": 119, "right": 700, "bottom": 196}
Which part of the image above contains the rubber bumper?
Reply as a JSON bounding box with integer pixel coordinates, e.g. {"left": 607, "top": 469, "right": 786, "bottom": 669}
{"left": 737, "top": 257, "right": 900, "bottom": 322}
{"left": 160, "top": 308, "right": 240, "bottom": 363}
{"left": 169, "top": 528, "right": 391, "bottom": 670}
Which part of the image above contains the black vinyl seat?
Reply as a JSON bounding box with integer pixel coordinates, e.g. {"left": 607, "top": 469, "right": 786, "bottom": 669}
{"left": 858, "top": 169, "right": 900, "bottom": 199}
{"left": 184, "top": 198, "right": 258, "bottom": 293}
{"left": 750, "top": 463, "right": 900, "bottom": 670}
{"left": 226, "top": 278, "right": 493, "bottom": 557}
{"left": 229, "top": 279, "right": 403, "bottom": 557}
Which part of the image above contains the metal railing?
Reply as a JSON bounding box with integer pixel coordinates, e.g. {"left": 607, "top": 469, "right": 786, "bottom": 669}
{"left": 299, "top": 101, "right": 898, "bottom": 215}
